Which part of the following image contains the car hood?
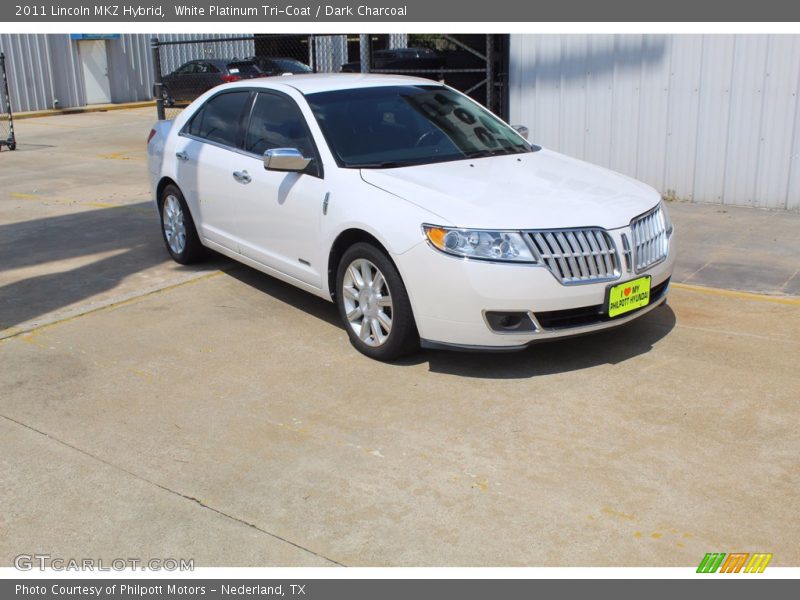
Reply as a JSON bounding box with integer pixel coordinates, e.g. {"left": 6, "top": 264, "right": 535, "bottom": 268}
{"left": 359, "top": 149, "right": 660, "bottom": 230}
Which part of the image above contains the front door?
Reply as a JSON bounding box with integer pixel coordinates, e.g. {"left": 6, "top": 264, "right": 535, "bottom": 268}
{"left": 228, "top": 91, "right": 327, "bottom": 288}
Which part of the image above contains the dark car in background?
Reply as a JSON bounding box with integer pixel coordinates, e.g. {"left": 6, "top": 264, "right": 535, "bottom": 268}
{"left": 160, "top": 59, "right": 264, "bottom": 106}
{"left": 245, "top": 56, "right": 313, "bottom": 76}
{"left": 340, "top": 47, "right": 445, "bottom": 73}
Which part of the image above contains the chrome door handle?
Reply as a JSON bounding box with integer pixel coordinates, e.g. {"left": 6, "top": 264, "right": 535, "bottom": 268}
{"left": 175, "top": 151, "right": 189, "bottom": 161}
{"left": 232, "top": 170, "right": 251, "bottom": 184}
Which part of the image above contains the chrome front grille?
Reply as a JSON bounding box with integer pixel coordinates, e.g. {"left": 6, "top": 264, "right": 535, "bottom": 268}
{"left": 526, "top": 228, "right": 620, "bottom": 285}
{"left": 631, "top": 206, "right": 670, "bottom": 272}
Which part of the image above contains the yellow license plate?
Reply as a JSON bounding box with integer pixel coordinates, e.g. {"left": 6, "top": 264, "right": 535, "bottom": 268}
{"left": 607, "top": 276, "right": 651, "bottom": 318}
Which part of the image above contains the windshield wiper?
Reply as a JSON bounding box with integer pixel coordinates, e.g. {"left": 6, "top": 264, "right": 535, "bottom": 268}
{"left": 463, "top": 148, "right": 511, "bottom": 158}
{"left": 352, "top": 161, "right": 405, "bottom": 169}
{"left": 464, "top": 147, "right": 529, "bottom": 159}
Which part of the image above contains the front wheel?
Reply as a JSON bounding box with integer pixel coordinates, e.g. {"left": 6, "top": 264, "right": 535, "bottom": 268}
{"left": 336, "top": 243, "right": 419, "bottom": 361}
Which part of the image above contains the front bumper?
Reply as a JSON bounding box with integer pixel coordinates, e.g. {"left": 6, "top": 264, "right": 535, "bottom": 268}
{"left": 397, "top": 228, "right": 676, "bottom": 349}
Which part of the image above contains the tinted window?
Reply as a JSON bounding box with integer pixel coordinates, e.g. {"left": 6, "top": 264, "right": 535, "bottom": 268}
{"left": 227, "top": 62, "right": 261, "bottom": 76}
{"left": 195, "top": 62, "right": 218, "bottom": 74}
{"left": 175, "top": 62, "right": 196, "bottom": 75}
{"left": 307, "top": 85, "right": 531, "bottom": 168}
{"left": 186, "top": 91, "right": 250, "bottom": 147}
{"left": 244, "top": 92, "right": 314, "bottom": 158}
{"left": 272, "top": 58, "right": 312, "bottom": 73}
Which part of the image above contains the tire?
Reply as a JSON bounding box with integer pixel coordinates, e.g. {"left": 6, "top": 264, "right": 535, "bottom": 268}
{"left": 161, "top": 86, "right": 175, "bottom": 108}
{"left": 159, "top": 184, "right": 205, "bottom": 264}
{"left": 336, "top": 242, "right": 419, "bottom": 361}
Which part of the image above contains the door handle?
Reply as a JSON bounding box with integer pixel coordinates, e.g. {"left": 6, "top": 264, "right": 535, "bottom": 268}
{"left": 232, "top": 170, "right": 252, "bottom": 184}
{"left": 175, "top": 151, "right": 189, "bottom": 161}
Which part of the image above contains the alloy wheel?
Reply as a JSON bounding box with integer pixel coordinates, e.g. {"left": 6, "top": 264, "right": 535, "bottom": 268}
{"left": 342, "top": 258, "right": 393, "bottom": 347}
{"left": 162, "top": 194, "right": 187, "bottom": 255}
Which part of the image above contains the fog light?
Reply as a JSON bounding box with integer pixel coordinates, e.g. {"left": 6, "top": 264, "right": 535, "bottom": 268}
{"left": 484, "top": 311, "right": 537, "bottom": 333}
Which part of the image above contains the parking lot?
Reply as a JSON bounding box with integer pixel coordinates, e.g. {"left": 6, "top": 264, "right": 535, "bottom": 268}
{"left": 1, "top": 107, "right": 798, "bottom": 567}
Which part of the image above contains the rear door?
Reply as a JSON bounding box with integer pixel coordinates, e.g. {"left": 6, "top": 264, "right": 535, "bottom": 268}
{"left": 196, "top": 62, "right": 223, "bottom": 93}
{"left": 172, "top": 89, "right": 253, "bottom": 251}
{"left": 168, "top": 62, "right": 200, "bottom": 101}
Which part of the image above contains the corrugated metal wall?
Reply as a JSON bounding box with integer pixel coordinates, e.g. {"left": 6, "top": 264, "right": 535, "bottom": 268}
{"left": 0, "top": 34, "right": 254, "bottom": 114}
{"left": 155, "top": 34, "right": 255, "bottom": 75}
{"left": 0, "top": 34, "right": 62, "bottom": 113}
{"left": 0, "top": 33, "right": 153, "bottom": 111}
{"left": 509, "top": 34, "right": 800, "bottom": 210}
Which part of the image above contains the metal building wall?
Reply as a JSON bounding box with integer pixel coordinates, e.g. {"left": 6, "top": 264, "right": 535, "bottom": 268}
{"left": 0, "top": 33, "right": 61, "bottom": 112}
{"left": 0, "top": 33, "right": 254, "bottom": 113}
{"left": 509, "top": 34, "right": 800, "bottom": 210}
{"left": 154, "top": 34, "right": 255, "bottom": 75}
{"left": 106, "top": 34, "right": 156, "bottom": 105}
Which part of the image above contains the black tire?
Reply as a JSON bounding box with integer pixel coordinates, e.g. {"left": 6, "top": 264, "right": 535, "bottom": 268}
{"left": 161, "top": 86, "right": 175, "bottom": 107}
{"left": 336, "top": 242, "right": 419, "bottom": 361}
{"left": 159, "top": 184, "right": 205, "bottom": 264}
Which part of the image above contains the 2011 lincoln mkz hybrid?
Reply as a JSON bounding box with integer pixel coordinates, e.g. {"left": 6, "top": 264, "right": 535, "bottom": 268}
{"left": 147, "top": 74, "right": 675, "bottom": 361}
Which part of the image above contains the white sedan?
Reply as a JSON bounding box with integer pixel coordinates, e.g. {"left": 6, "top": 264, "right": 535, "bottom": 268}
{"left": 147, "top": 74, "right": 675, "bottom": 361}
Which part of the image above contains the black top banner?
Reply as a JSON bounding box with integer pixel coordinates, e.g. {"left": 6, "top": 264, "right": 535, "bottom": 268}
{"left": 4, "top": 0, "right": 800, "bottom": 22}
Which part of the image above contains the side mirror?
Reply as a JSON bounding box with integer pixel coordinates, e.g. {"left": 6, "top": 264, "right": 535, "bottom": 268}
{"left": 263, "top": 148, "right": 312, "bottom": 172}
{"left": 512, "top": 125, "right": 529, "bottom": 140}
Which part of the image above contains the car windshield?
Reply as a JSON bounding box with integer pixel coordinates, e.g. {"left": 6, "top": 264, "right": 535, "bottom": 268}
{"left": 306, "top": 85, "right": 532, "bottom": 168}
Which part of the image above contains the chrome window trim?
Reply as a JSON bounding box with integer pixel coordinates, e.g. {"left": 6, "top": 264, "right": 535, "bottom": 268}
{"left": 177, "top": 87, "right": 325, "bottom": 179}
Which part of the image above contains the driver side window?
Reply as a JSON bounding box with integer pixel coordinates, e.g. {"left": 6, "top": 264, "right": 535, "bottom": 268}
{"left": 244, "top": 92, "right": 315, "bottom": 160}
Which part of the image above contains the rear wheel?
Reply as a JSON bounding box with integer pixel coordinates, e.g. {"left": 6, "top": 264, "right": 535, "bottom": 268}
{"left": 336, "top": 243, "right": 418, "bottom": 361}
{"left": 159, "top": 184, "right": 205, "bottom": 264}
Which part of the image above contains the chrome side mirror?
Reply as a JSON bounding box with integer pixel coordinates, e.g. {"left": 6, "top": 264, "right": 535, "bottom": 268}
{"left": 512, "top": 125, "right": 529, "bottom": 140}
{"left": 263, "top": 148, "right": 312, "bottom": 172}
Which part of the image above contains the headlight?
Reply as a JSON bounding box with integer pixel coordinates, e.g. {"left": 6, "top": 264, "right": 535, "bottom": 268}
{"left": 659, "top": 200, "right": 674, "bottom": 236}
{"left": 423, "top": 225, "right": 536, "bottom": 263}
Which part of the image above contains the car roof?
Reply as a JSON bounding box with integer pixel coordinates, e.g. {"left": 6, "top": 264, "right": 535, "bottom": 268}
{"left": 196, "top": 58, "right": 255, "bottom": 67}
{"left": 222, "top": 73, "right": 440, "bottom": 95}
{"left": 249, "top": 56, "right": 304, "bottom": 62}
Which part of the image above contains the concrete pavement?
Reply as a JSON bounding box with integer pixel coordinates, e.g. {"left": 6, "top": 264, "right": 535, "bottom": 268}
{"left": 0, "top": 108, "right": 798, "bottom": 567}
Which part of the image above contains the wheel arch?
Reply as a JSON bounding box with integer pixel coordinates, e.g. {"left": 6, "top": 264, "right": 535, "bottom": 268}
{"left": 156, "top": 176, "right": 179, "bottom": 208}
{"left": 327, "top": 228, "right": 398, "bottom": 301}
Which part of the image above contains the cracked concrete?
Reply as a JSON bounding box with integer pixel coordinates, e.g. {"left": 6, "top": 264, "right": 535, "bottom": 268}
{"left": 1, "top": 107, "right": 798, "bottom": 567}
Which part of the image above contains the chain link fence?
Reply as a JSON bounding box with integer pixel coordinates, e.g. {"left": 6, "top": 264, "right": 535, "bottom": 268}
{"left": 151, "top": 34, "right": 507, "bottom": 121}
{"left": 152, "top": 34, "right": 317, "bottom": 120}
{"left": 0, "top": 51, "right": 17, "bottom": 151}
{"left": 364, "top": 34, "right": 502, "bottom": 115}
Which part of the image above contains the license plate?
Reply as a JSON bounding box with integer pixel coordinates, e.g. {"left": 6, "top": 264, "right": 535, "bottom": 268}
{"left": 606, "top": 276, "right": 651, "bottom": 318}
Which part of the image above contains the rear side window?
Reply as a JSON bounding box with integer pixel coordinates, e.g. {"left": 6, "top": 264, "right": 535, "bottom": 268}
{"left": 185, "top": 91, "right": 251, "bottom": 148}
{"left": 195, "top": 62, "right": 218, "bottom": 74}
{"left": 175, "top": 62, "right": 196, "bottom": 75}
